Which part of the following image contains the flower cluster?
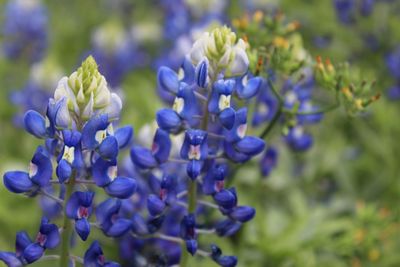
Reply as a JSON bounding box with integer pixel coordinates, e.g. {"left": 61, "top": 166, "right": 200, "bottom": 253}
{"left": 127, "top": 26, "right": 263, "bottom": 266}
{"left": 2, "top": 56, "right": 135, "bottom": 266}
{"left": 2, "top": 0, "right": 48, "bottom": 63}
{"left": 333, "top": 0, "right": 375, "bottom": 24}
{"left": 233, "top": 11, "right": 379, "bottom": 178}
{"left": 386, "top": 47, "right": 400, "bottom": 100}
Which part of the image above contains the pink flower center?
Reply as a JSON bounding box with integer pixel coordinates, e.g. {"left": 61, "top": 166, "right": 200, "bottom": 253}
{"left": 78, "top": 206, "right": 89, "bottom": 219}
{"left": 215, "top": 180, "right": 225, "bottom": 192}
{"left": 188, "top": 145, "right": 201, "bottom": 160}
{"left": 36, "top": 232, "right": 47, "bottom": 247}
{"left": 152, "top": 142, "right": 159, "bottom": 154}
{"left": 159, "top": 189, "right": 167, "bottom": 201}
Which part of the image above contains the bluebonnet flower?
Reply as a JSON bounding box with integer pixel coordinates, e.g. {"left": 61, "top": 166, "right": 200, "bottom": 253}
{"left": 96, "top": 198, "right": 132, "bottom": 237}
{"left": 180, "top": 214, "right": 197, "bottom": 255}
{"left": 2, "top": 0, "right": 48, "bottom": 63}
{"left": 211, "top": 244, "right": 237, "bottom": 267}
{"left": 130, "top": 128, "right": 172, "bottom": 169}
{"left": 0, "top": 217, "right": 60, "bottom": 266}
{"left": 84, "top": 241, "right": 120, "bottom": 267}
{"left": 124, "top": 27, "right": 261, "bottom": 266}
{"left": 333, "top": 0, "right": 355, "bottom": 24}
{"left": 3, "top": 146, "right": 52, "bottom": 194}
{"left": 386, "top": 47, "right": 400, "bottom": 100}
{"left": 260, "top": 146, "right": 278, "bottom": 177}
{"left": 66, "top": 191, "right": 95, "bottom": 241}
{"left": 333, "top": 0, "right": 375, "bottom": 24}
{"left": 180, "top": 129, "right": 208, "bottom": 179}
{"left": 2, "top": 56, "right": 137, "bottom": 266}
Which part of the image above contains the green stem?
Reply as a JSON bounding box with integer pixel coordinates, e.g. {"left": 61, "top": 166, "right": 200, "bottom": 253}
{"left": 259, "top": 79, "right": 283, "bottom": 140}
{"left": 59, "top": 172, "right": 76, "bottom": 267}
{"left": 188, "top": 180, "right": 197, "bottom": 213}
{"left": 179, "top": 73, "right": 213, "bottom": 267}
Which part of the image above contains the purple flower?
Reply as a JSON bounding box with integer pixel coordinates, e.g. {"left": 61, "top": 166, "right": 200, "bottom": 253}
{"left": 66, "top": 191, "right": 95, "bottom": 241}
{"left": 3, "top": 146, "right": 52, "bottom": 194}
{"left": 84, "top": 241, "right": 120, "bottom": 267}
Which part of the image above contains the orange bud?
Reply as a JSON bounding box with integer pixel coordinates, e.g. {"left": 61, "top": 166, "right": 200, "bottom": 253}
{"left": 371, "top": 93, "right": 381, "bottom": 102}
{"left": 341, "top": 87, "right": 353, "bottom": 99}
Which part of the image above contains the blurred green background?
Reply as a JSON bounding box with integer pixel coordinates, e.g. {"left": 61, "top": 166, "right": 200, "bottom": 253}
{"left": 0, "top": 0, "right": 400, "bottom": 266}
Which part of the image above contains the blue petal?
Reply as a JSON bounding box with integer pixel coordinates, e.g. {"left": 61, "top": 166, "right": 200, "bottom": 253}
{"left": 146, "top": 215, "right": 165, "bottom": 234}
{"left": 156, "top": 108, "right": 182, "bottom": 133}
{"left": 131, "top": 214, "right": 148, "bottom": 235}
{"left": 92, "top": 158, "right": 116, "bottom": 187}
{"left": 0, "top": 252, "right": 23, "bottom": 267}
{"left": 157, "top": 66, "right": 179, "bottom": 94}
{"left": 216, "top": 256, "right": 238, "bottom": 267}
{"left": 181, "top": 56, "right": 195, "bottom": 84}
{"left": 53, "top": 97, "right": 71, "bottom": 129}
{"left": 56, "top": 159, "right": 71, "bottom": 183}
{"left": 3, "top": 171, "right": 34, "bottom": 193}
{"left": 75, "top": 218, "right": 90, "bottom": 241}
{"left": 152, "top": 129, "right": 171, "bottom": 163}
{"left": 66, "top": 191, "right": 94, "bottom": 219}
{"left": 104, "top": 177, "right": 137, "bottom": 199}
{"left": 176, "top": 84, "right": 198, "bottom": 121}
{"left": 79, "top": 191, "right": 95, "bottom": 207}
{"left": 236, "top": 76, "right": 262, "bottom": 99}
{"left": 130, "top": 146, "right": 158, "bottom": 169}
{"left": 81, "top": 114, "right": 109, "bottom": 150}
{"left": 215, "top": 219, "right": 242, "bottom": 237}
{"left": 224, "top": 141, "right": 250, "bottom": 163}
{"left": 147, "top": 195, "right": 166, "bottom": 216}
{"left": 30, "top": 147, "right": 53, "bottom": 187}
{"left": 219, "top": 108, "right": 236, "bottom": 130}
{"left": 105, "top": 218, "right": 132, "bottom": 237}
{"left": 23, "top": 110, "right": 46, "bottom": 138}
{"left": 213, "top": 189, "right": 237, "bottom": 210}
{"left": 65, "top": 191, "right": 80, "bottom": 219}
{"left": 84, "top": 241, "right": 103, "bottom": 266}
{"left": 114, "top": 126, "right": 133, "bottom": 149}
{"left": 39, "top": 219, "right": 60, "bottom": 249}
{"left": 185, "top": 239, "right": 197, "bottom": 256}
{"left": 195, "top": 58, "right": 208, "bottom": 88}
{"left": 15, "top": 231, "right": 32, "bottom": 256}
{"left": 180, "top": 129, "right": 208, "bottom": 160}
{"left": 260, "top": 147, "right": 278, "bottom": 177}
{"left": 45, "top": 138, "right": 58, "bottom": 155}
{"left": 224, "top": 108, "right": 247, "bottom": 143}
{"left": 96, "top": 198, "right": 121, "bottom": 229}
{"left": 229, "top": 206, "right": 255, "bottom": 222}
{"left": 22, "top": 243, "right": 44, "bottom": 264}
{"left": 235, "top": 136, "right": 265, "bottom": 156}
{"left": 62, "top": 130, "right": 81, "bottom": 147}
{"left": 186, "top": 160, "right": 203, "bottom": 180}
{"left": 98, "top": 136, "right": 119, "bottom": 160}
